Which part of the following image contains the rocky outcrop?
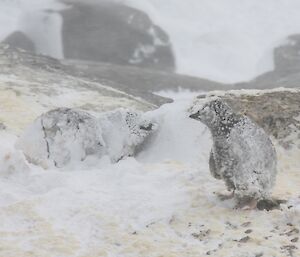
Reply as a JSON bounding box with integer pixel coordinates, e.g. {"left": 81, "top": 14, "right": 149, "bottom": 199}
{"left": 3, "top": 31, "right": 35, "bottom": 53}
{"left": 0, "top": 44, "right": 156, "bottom": 133}
{"left": 61, "top": 1, "right": 175, "bottom": 72}
{"left": 195, "top": 89, "right": 300, "bottom": 149}
{"left": 234, "top": 34, "right": 300, "bottom": 90}
{"left": 0, "top": 1, "right": 175, "bottom": 72}
{"left": 62, "top": 59, "right": 227, "bottom": 104}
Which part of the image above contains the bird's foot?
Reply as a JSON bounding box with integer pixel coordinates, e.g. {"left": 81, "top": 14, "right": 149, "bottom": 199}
{"left": 257, "top": 198, "right": 287, "bottom": 211}
{"left": 217, "top": 191, "right": 235, "bottom": 201}
{"left": 234, "top": 198, "right": 257, "bottom": 210}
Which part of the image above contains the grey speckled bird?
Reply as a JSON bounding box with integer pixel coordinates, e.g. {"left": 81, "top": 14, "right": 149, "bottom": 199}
{"left": 189, "top": 99, "right": 277, "bottom": 208}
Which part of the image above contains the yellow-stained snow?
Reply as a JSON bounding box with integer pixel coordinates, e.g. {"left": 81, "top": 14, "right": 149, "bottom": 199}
{"left": 0, "top": 88, "right": 299, "bottom": 257}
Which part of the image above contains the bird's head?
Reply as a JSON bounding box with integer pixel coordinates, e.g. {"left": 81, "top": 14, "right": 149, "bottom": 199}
{"left": 189, "top": 99, "right": 232, "bottom": 127}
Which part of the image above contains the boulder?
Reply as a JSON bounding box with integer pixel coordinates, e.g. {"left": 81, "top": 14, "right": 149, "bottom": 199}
{"left": 233, "top": 34, "right": 300, "bottom": 90}
{"left": 98, "top": 108, "right": 157, "bottom": 162}
{"left": 3, "top": 31, "right": 35, "bottom": 53}
{"left": 61, "top": 1, "right": 175, "bottom": 71}
{"left": 16, "top": 107, "right": 157, "bottom": 167}
{"left": 16, "top": 108, "right": 105, "bottom": 168}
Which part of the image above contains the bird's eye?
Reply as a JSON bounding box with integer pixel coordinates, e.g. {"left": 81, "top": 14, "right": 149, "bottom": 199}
{"left": 140, "top": 124, "right": 153, "bottom": 131}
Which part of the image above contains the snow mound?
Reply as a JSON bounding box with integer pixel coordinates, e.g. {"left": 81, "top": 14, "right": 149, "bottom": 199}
{"left": 16, "top": 108, "right": 106, "bottom": 168}
{"left": 0, "top": 89, "right": 299, "bottom": 256}
{"left": 0, "top": 132, "right": 30, "bottom": 177}
{"left": 16, "top": 108, "right": 157, "bottom": 168}
{"left": 98, "top": 108, "right": 158, "bottom": 162}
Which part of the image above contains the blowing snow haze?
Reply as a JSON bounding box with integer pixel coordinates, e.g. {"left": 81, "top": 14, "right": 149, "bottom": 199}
{"left": 0, "top": 1, "right": 300, "bottom": 257}
{"left": 2, "top": 0, "right": 300, "bottom": 83}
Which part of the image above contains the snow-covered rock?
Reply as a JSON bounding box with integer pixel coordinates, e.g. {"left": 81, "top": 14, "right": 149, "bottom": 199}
{"left": 98, "top": 108, "right": 157, "bottom": 162}
{"left": 16, "top": 107, "right": 157, "bottom": 167}
{"left": 16, "top": 108, "right": 105, "bottom": 168}
{"left": 0, "top": 132, "right": 30, "bottom": 176}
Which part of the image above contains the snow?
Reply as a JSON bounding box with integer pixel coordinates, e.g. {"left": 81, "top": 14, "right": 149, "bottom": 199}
{"left": 16, "top": 108, "right": 156, "bottom": 168}
{"left": 0, "top": 0, "right": 65, "bottom": 58}
{"left": 0, "top": 89, "right": 299, "bottom": 256}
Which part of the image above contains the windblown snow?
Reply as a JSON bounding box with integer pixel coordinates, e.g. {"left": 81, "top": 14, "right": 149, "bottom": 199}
{"left": 121, "top": 0, "right": 300, "bottom": 83}
{"left": 0, "top": 89, "right": 299, "bottom": 257}
{"left": 2, "top": 0, "right": 300, "bottom": 82}
{"left": 0, "top": 0, "right": 65, "bottom": 58}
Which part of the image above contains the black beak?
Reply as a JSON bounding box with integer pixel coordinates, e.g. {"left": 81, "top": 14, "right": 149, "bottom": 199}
{"left": 189, "top": 112, "right": 198, "bottom": 120}
{"left": 140, "top": 123, "right": 153, "bottom": 131}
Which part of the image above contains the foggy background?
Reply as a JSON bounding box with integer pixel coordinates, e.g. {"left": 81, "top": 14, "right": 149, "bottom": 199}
{"left": 1, "top": 0, "right": 300, "bottom": 90}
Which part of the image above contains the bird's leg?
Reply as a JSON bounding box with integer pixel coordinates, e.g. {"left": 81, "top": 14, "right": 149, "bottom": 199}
{"left": 217, "top": 190, "right": 235, "bottom": 201}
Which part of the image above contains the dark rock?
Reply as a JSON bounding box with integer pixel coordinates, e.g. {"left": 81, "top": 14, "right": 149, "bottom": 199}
{"left": 241, "top": 222, "right": 251, "bottom": 227}
{"left": 0, "top": 123, "right": 6, "bottom": 130}
{"left": 219, "top": 90, "right": 300, "bottom": 149}
{"left": 61, "top": 1, "right": 175, "bottom": 71}
{"left": 191, "top": 229, "right": 211, "bottom": 241}
{"left": 3, "top": 31, "right": 35, "bottom": 52}
{"left": 17, "top": 108, "right": 106, "bottom": 167}
{"left": 286, "top": 228, "right": 299, "bottom": 237}
{"left": 62, "top": 59, "right": 228, "bottom": 105}
{"left": 280, "top": 245, "right": 298, "bottom": 257}
{"left": 274, "top": 35, "right": 300, "bottom": 72}
{"left": 255, "top": 253, "right": 264, "bottom": 257}
{"left": 257, "top": 199, "right": 286, "bottom": 211}
{"left": 234, "top": 34, "right": 300, "bottom": 90}
{"left": 238, "top": 236, "right": 250, "bottom": 243}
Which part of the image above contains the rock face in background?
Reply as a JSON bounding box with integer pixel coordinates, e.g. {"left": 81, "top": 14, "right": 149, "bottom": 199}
{"left": 17, "top": 108, "right": 106, "bottom": 168}
{"left": 62, "top": 59, "right": 228, "bottom": 104}
{"left": 274, "top": 34, "right": 300, "bottom": 72}
{"left": 0, "top": 1, "right": 175, "bottom": 72}
{"left": 234, "top": 34, "right": 300, "bottom": 90}
{"left": 200, "top": 89, "right": 300, "bottom": 149}
{"left": 1, "top": 0, "right": 300, "bottom": 93}
{"left": 0, "top": 44, "right": 156, "bottom": 134}
{"left": 3, "top": 31, "right": 35, "bottom": 53}
{"left": 61, "top": 1, "right": 175, "bottom": 71}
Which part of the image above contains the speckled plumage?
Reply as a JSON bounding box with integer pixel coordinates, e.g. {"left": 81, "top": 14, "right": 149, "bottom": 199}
{"left": 190, "top": 99, "right": 277, "bottom": 201}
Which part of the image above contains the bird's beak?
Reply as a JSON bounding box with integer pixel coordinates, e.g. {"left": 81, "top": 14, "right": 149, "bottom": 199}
{"left": 189, "top": 112, "right": 199, "bottom": 120}
{"left": 140, "top": 123, "right": 153, "bottom": 131}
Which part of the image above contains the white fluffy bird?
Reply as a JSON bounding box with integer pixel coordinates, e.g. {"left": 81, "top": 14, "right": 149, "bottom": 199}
{"left": 189, "top": 98, "right": 277, "bottom": 209}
